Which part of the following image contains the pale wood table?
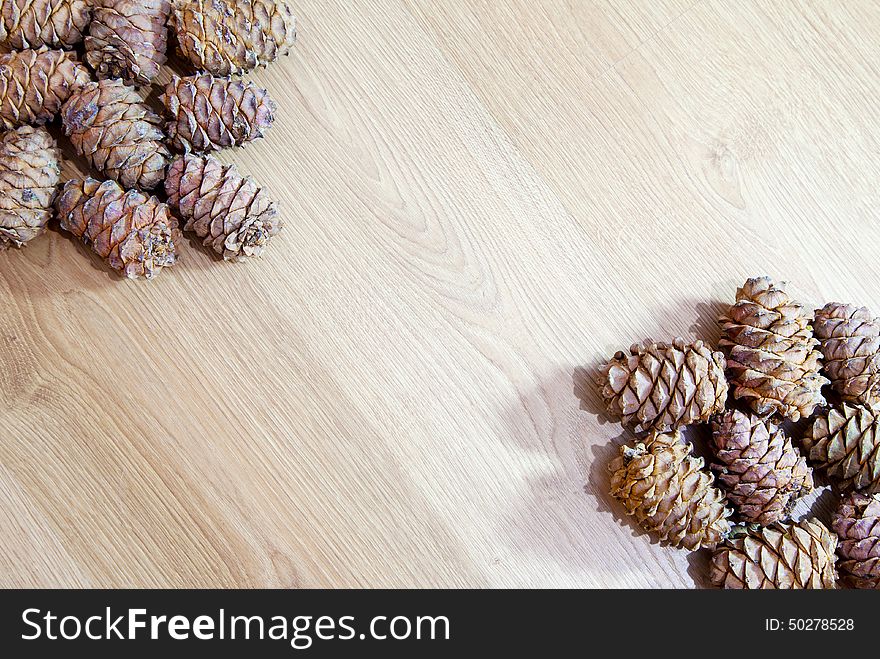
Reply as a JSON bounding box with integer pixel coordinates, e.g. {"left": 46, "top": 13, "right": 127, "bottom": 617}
{"left": 2, "top": 1, "right": 879, "bottom": 588}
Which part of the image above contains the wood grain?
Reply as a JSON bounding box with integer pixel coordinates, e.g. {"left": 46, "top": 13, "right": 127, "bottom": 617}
{"left": 2, "top": 0, "right": 880, "bottom": 588}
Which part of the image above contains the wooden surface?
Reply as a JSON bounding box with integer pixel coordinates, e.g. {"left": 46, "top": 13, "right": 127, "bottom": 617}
{"left": 2, "top": 0, "right": 880, "bottom": 588}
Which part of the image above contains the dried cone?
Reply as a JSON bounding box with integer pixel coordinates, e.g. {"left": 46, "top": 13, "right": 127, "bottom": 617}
{"left": 802, "top": 403, "right": 880, "bottom": 493}
{"left": 710, "top": 410, "right": 812, "bottom": 526}
{"left": 719, "top": 277, "right": 828, "bottom": 421}
{"left": 61, "top": 79, "right": 170, "bottom": 191}
{"left": 0, "top": 48, "right": 90, "bottom": 130}
{"left": 609, "top": 431, "right": 733, "bottom": 550}
{"left": 0, "top": 126, "right": 60, "bottom": 249}
{"left": 832, "top": 492, "right": 880, "bottom": 589}
{"left": 171, "top": 0, "right": 297, "bottom": 76}
{"left": 85, "top": 0, "right": 172, "bottom": 86}
{"left": 710, "top": 519, "right": 837, "bottom": 589}
{"left": 0, "top": 0, "right": 91, "bottom": 50}
{"left": 599, "top": 338, "right": 728, "bottom": 433}
{"left": 165, "top": 154, "right": 282, "bottom": 261}
{"left": 161, "top": 74, "right": 276, "bottom": 153}
{"left": 814, "top": 302, "right": 880, "bottom": 407}
{"left": 56, "top": 178, "right": 179, "bottom": 279}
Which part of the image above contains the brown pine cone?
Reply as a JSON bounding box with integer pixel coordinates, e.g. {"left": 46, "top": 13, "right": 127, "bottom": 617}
{"left": 165, "top": 154, "right": 282, "bottom": 261}
{"left": 0, "top": 48, "right": 91, "bottom": 130}
{"left": 0, "top": 126, "right": 60, "bottom": 249}
{"left": 832, "top": 492, "right": 880, "bottom": 589}
{"left": 61, "top": 79, "right": 170, "bottom": 191}
{"left": 0, "top": 0, "right": 91, "bottom": 50}
{"left": 802, "top": 403, "right": 880, "bottom": 494}
{"left": 171, "top": 0, "right": 297, "bottom": 76}
{"left": 161, "top": 74, "right": 276, "bottom": 153}
{"left": 719, "top": 277, "right": 828, "bottom": 421}
{"left": 84, "top": 0, "right": 171, "bottom": 86}
{"left": 599, "top": 338, "right": 728, "bottom": 433}
{"left": 609, "top": 430, "right": 733, "bottom": 550}
{"left": 710, "top": 409, "right": 813, "bottom": 526}
{"left": 814, "top": 302, "right": 880, "bottom": 407}
{"left": 56, "top": 177, "right": 180, "bottom": 279}
{"left": 710, "top": 519, "right": 837, "bottom": 589}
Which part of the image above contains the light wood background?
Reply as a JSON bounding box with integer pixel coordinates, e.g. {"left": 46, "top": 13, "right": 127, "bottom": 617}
{"left": 2, "top": 0, "right": 879, "bottom": 589}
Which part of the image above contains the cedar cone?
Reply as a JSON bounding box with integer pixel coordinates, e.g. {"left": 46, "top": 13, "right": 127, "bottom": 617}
{"left": 710, "top": 519, "right": 837, "bottom": 589}
{"left": 84, "top": 0, "right": 172, "bottom": 86}
{"left": 0, "top": 48, "right": 90, "bottom": 130}
{"left": 0, "top": 0, "right": 91, "bottom": 50}
{"left": 710, "top": 409, "right": 813, "bottom": 526}
{"left": 719, "top": 277, "right": 828, "bottom": 421}
{"left": 832, "top": 492, "right": 880, "bottom": 589}
{"left": 61, "top": 79, "right": 170, "bottom": 191}
{"left": 165, "top": 153, "right": 282, "bottom": 261}
{"left": 599, "top": 338, "right": 728, "bottom": 433}
{"left": 171, "top": 0, "right": 297, "bottom": 76}
{"left": 802, "top": 403, "right": 880, "bottom": 493}
{"left": 0, "top": 126, "right": 60, "bottom": 249}
{"left": 814, "top": 302, "right": 880, "bottom": 407}
{"left": 161, "top": 74, "right": 276, "bottom": 153}
{"left": 56, "top": 177, "right": 180, "bottom": 279}
{"left": 609, "top": 430, "right": 733, "bottom": 550}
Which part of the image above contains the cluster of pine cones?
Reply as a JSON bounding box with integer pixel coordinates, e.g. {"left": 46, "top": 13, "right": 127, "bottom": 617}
{"left": 0, "top": 0, "right": 296, "bottom": 277}
{"left": 600, "top": 277, "right": 880, "bottom": 589}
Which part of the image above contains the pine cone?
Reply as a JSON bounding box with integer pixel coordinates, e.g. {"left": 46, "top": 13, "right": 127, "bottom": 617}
{"left": 165, "top": 154, "right": 282, "bottom": 261}
{"left": 56, "top": 177, "right": 180, "bottom": 279}
{"left": 599, "top": 338, "right": 728, "bottom": 433}
{"left": 802, "top": 403, "right": 880, "bottom": 493}
{"left": 710, "top": 410, "right": 812, "bottom": 526}
{"left": 171, "top": 0, "right": 297, "bottom": 76}
{"left": 0, "top": 126, "right": 60, "bottom": 249}
{"left": 719, "top": 277, "right": 828, "bottom": 421}
{"left": 0, "top": 0, "right": 91, "bottom": 50}
{"left": 0, "top": 48, "right": 90, "bottom": 131}
{"left": 832, "top": 492, "right": 880, "bottom": 589}
{"left": 61, "top": 79, "right": 169, "bottom": 191}
{"left": 710, "top": 519, "right": 837, "bottom": 589}
{"left": 161, "top": 74, "right": 276, "bottom": 153}
{"left": 609, "top": 430, "right": 733, "bottom": 550}
{"left": 84, "top": 0, "right": 171, "bottom": 86}
{"left": 814, "top": 302, "right": 880, "bottom": 407}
